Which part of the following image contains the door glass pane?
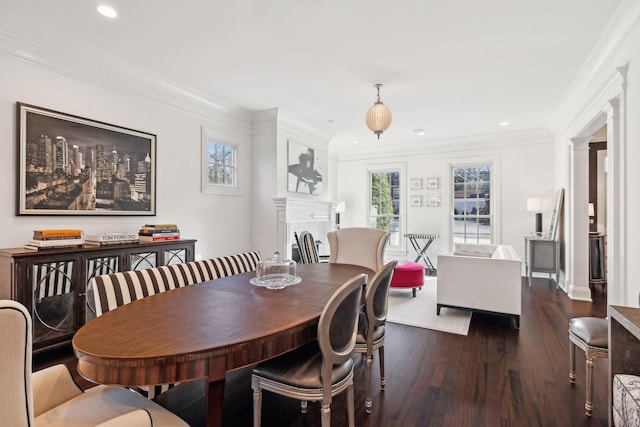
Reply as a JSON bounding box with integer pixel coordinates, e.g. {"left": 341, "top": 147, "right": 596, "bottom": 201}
{"left": 32, "top": 261, "right": 75, "bottom": 342}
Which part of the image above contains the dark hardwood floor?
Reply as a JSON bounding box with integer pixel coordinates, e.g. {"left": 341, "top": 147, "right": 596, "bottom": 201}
{"left": 34, "top": 277, "right": 609, "bottom": 427}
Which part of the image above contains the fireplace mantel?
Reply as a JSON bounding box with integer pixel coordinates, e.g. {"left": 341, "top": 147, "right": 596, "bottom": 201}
{"left": 273, "top": 198, "right": 340, "bottom": 258}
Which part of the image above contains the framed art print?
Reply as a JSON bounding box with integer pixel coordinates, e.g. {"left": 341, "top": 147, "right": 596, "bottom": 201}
{"left": 287, "top": 140, "right": 323, "bottom": 195}
{"left": 427, "top": 177, "right": 439, "bottom": 189}
{"left": 410, "top": 178, "right": 422, "bottom": 190}
{"left": 17, "top": 103, "right": 156, "bottom": 215}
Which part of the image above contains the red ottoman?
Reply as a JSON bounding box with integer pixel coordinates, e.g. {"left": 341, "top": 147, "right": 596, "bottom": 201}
{"left": 390, "top": 261, "right": 425, "bottom": 297}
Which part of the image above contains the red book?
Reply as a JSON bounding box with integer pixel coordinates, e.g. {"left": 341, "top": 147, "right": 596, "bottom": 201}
{"left": 138, "top": 235, "right": 180, "bottom": 242}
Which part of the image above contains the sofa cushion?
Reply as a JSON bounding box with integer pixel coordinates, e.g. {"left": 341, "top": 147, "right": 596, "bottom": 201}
{"left": 452, "top": 244, "right": 497, "bottom": 258}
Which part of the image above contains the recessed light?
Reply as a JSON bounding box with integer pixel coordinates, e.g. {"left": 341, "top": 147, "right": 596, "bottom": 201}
{"left": 499, "top": 121, "right": 509, "bottom": 127}
{"left": 352, "top": 140, "right": 359, "bottom": 144}
{"left": 96, "top": 4, "right": 117, "bottom": 18}
{"left": 413, "top": 129, "right": 426, "bottom": 136}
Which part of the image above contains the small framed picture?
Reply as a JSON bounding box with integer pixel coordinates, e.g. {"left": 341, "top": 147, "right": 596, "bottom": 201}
{"left": 410, "top": 195, "right": 422, "bottom": 207}
{"left": 427, "top": 177, "right": 439, "bottom": 189}
{"left": 428, "top": 193, "right": 440, "bottom": 207}
{"left": 410, "top": 178, "right": 422, "bottom": 190}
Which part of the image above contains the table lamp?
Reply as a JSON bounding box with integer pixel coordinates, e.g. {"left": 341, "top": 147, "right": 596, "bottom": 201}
{"left": 527, "top": 197, "right": 550, "bottom": 235}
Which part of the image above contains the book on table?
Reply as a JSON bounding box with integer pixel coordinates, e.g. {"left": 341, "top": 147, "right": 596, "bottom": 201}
{"left": 138, "top": 235, "right": 180, "bottom": 242}
{"left": 33, "top": 229, "right": 82, "bottom": 240}
{"left": 25, "top": 238, "right": 83, "bottom": 250}
{"left": 84, "top": 232, "right": 139, "bottom": 246}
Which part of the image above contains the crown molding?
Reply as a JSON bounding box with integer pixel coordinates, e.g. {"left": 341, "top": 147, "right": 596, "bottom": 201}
{"left": 335, "top": 128, "right": 553, "bottom": 162}
{"left": 550, "top": 0, "right": 640, "bottom": 138}
{"left": 0, "top": 30, "right": 252, "bottom": 131}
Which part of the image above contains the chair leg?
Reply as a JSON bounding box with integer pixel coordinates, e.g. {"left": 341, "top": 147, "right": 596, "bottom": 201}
{"left": 412, "top": 288, "right": 417, "bottom": 297}
{"left": 321, "top": 402, "right": 331, "bottom": 427}
{"left": 569, "top": 341, "right": 576, "bottom": 384}
{"left": 379, "top": 346, "right": 386, "bottom": 389}
{"left": 365, "top": 355, "right": 373, "bottom": 413}
{"left": 585, "top": 356, "right": 595, "bottom": 416}
{"left": 252, "top": 386, "right": 262, "bottom": 427}
{"left": 347, "top": 381, "right": 355, "bottom": 427}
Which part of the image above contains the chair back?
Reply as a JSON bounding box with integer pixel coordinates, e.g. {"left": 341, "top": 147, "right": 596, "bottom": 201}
{"left": 317, "top": 273, "right": 367, "bottom": 402}
{"left": 365, "top": 260, "right": 398, "bottom": 331}
{"left": 327, "top": 227, "right": 389, "bottom": 272}
{"left": 299, "top": 231, "right": 320, "bottom": 264}
{"left": 0, "top": 300, "right": 34, "bottom": 426}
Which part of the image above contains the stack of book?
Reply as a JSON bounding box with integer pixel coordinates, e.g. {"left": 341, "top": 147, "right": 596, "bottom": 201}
{"left": 84, "top": 232, "right": 139, "bottom": 246}
{"left": 138, "top": 224, "right": 180, "bottom": 242}
{"left": 26, "top": 229, "right": 83, "bottom": 250}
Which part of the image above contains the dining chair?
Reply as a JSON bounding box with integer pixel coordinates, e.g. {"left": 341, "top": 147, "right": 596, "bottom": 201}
{"left": 251, "top": 273, "right": 367, "bottom": 427}
{"left": 354, "top": 260, "right": 397, "bottom": 413}
{"left": 327, "top": 227, "right": 389, "bottom": 272}
{"left": 0, "top": 299, "right": 188, "bottom": 426}
{"left": 299, "top": 230, "right": 321, "bottom": 263}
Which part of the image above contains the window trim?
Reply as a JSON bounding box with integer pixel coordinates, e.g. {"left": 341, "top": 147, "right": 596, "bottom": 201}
{"left": 201, "top": 126, "right": 241, "bottom": 196}
{"left": 444, "top": 157, "right": 500, "bottom": 251}
{"left": 365, "top": 162, "right": 407, "bottom": 255}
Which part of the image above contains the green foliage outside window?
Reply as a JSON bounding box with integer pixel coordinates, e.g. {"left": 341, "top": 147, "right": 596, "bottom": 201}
{"left": 371, "top": 172, "right": 395, "bottom": 231}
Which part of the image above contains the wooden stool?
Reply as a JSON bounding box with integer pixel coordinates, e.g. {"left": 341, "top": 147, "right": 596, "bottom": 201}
{"left": 390, "top": 261, "right": 425, "bottom": 297}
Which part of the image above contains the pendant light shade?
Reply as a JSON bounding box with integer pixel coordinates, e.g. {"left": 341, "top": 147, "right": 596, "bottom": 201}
{"left": 366, "top": 84, "right": 392, "bottom": 139}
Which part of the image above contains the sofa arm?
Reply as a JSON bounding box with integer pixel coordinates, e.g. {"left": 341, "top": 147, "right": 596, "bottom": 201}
{"left": 32, "top": 364, "right": 83, "bottom": 417}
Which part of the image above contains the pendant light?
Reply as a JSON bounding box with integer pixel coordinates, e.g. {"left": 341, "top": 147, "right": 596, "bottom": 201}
{"left": 365, "top": 83, "right": 392, "bottom": 139}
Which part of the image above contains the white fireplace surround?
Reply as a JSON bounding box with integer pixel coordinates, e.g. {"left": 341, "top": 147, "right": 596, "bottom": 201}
{"left": 273, "top": 198, "right": 341, "bottom": 260}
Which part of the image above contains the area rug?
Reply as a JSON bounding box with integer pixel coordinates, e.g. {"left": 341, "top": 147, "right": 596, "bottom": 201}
{"left": 386, "top": 277, "right": 472, "bottom": 335}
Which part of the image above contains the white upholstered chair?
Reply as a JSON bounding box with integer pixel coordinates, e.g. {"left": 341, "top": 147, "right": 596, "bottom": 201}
{"left": 0, "top": 299, "right": 188, "bottom": 426}
{"left": 327, "top": 227, "right": 389, "bottom": 272}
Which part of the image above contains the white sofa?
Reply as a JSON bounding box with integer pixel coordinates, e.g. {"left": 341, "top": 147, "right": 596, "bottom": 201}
{"left": 437, "top": 243, "right": 522, "bottom": 327}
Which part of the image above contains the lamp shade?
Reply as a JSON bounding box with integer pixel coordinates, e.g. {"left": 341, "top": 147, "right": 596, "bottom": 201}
{"left": 527, "top": 197, "right": 551, "bottom": 213}
{"left": 366, "top": 102, "right": 392, "bottom": 138}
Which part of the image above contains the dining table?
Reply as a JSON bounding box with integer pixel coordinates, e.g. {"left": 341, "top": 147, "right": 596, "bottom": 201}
{"left": 72, "top": 262, "right": 373, "bottom": 427}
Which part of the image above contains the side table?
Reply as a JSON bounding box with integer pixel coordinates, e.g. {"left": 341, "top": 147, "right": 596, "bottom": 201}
{"left": 524, "top": 235, "right": 560, "bottom": 288}
{"left": 405, "top": 233, "right": 439, "bottom": 273}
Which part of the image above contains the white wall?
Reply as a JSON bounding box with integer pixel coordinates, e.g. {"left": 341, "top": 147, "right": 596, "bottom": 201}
{"left": 624, "top": 54, "right": 640, "bottom": 306}
{"left": 251, "top": 108, "right": 334, "bottom": 258}
{"left": 336, "top": 132, "right": 555, "bottom": 265}
{"left": 0, "top": 54, "right": 254, "bottom": 259}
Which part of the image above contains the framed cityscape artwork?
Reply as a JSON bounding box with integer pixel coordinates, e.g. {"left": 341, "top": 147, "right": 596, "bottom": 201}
{"left": 16, "top": 103, "right": 157, "bottom": 215}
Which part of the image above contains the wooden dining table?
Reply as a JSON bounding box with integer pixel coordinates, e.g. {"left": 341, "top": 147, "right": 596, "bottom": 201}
{"left": 72, "top": 262, "right": 373, "bottom": 427}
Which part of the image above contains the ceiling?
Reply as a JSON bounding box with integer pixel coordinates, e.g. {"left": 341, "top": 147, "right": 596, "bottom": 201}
{"left": 0, "top": 1, "right": 623, "bottom": 150}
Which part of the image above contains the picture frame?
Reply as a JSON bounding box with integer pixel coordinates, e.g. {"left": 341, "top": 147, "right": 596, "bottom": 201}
{"left": 548, "top": 188, "right": 564, "bottom": 240}
{"left": 287, "top": 140, "right": 324, "bottom": 195}
{"left": 428, "top": 193, "right": 441, "bottom": 207}
{"left": 410, "top": 178, "right": 422, "bottom": 190}
{"left": 410, "top": 195, "right": 422, "bottom": 207}
{"left": 427, "top": 177, "right": 439, "bottom": 189}
{"left": 17, "top": 103, "right": 157, "bottom": 215}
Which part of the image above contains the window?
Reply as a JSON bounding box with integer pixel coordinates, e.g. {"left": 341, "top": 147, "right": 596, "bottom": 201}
{"left": 201, "top": 127, "right": 240, "bottom": 196}
{"left": 369, "top": 168, "right": 402, "bottom": 249}
{"left": 451, "top": 163, "right": 493, "bottom": 244}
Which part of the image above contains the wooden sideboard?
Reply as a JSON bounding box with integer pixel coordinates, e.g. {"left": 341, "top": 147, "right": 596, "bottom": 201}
{"left": 0, "top": 239, "right": 196, "bottom": 353}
